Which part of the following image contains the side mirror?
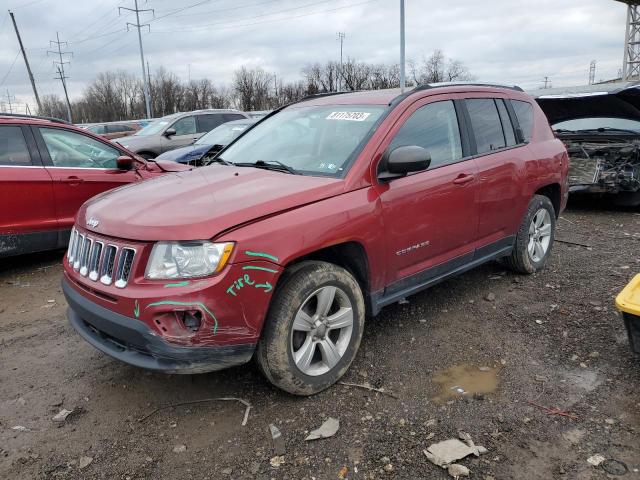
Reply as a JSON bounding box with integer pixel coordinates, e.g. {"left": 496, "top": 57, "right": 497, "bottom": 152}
{"left": 164, "top": 128, "right": 177, "bottom": 138}
{"left": 379, "top": 146, "right": 431, "bottom": 180}
{"left": 116, "top": 155, "right": 134, "bottom": 170}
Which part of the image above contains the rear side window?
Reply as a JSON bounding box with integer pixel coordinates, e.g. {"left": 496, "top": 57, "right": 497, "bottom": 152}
{"left": 466, "top": 99, "right": 506, "bottom": 154}
{"left": 511, "top": 100, "right": 534, "bottom": 142}
{"left": 197, "top": 114, "right": 225, "bottom": 133}
{"left": 223, "top": 113, "right": 246, "bottom": 122}
{"left": 496, "top": 99, "right": 517, "bottom": 146}
{"left": 0, "top": 126, "right": 31, "bottom": 166}
{"left": 389, "top": 100, "right": 463, "bottom": 169}
{"left": 171, "top": 116, "right": 197, "bottom": 135}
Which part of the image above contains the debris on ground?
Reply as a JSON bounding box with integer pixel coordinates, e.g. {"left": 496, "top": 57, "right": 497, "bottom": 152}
{"left": 424, "top": 434, "right": 487, "bottom": 467}
{"left": 484, "top": 293, "right": 496, "bottom": 302}
{"left": 338, "top": 381, "right": 398, "bottom": 398}
{"left": 337, "top": 465, "right": 349, "bottom": 479}
{"left": 601, "top": 459, "right": 629, "bottom": 475}
{"left": 587, "top": 454, "right": 606, "bottom": 466}
{"left": 11, "top": 425, "right": 29, "bottom": 432}
{"left": 138, "top": 397, "right": 252, "bottom": 426}
{"left": 269, "top": 424, "right": 285, "bottom": 456}
{"left": 172, "top": 445, "right": 187, "bottom": 453}
{"left": 305, "top": 417, "right": 339, "bottom": 441}
{"left": 78, "top": 456, "right": 93, "bottom": 469}
{"left": 527, "top": 401, "right": 579, "bottom": 420}
{"left": 270, "top": 455, "right": 285, "bottom": 467}
{"left": 52, "top": 409, "right": 74, "bottom": 423}
{"left": 447, "top": 463, "right": 470, "bottom": 478}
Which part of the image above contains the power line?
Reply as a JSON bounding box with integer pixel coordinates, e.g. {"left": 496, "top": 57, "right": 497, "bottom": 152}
{"left": 151, "top": 0, "right": 379, "bottom": 34}
{"left": 157, "top": 0, "right": 278, "bottom": 20}
{"left": 0, "top": 51, "right": 20, "bottom": 87}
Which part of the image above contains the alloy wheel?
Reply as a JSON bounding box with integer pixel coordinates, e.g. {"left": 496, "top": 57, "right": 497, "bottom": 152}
{"left": 528, "top": 208, "right": 552, "bottom": 262}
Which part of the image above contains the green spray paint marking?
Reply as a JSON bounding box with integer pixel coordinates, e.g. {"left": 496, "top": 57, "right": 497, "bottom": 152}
{"left": 146, "top": 300, "right": 218, "bottom": 335}
{"left": 242, "top": 265, "right": 278, "bottom": 273}
{"left": 164, "top": 281, "right": 190, "bottom": 288}
{"left": 134, "top": 300, "right": 140, "bottom": 319}
{"left": 244, "top": 250, "right": 279, "bottom": 263}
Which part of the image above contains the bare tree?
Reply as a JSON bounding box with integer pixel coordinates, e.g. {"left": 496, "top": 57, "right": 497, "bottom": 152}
{"left": 409, "top": 49, "right": 474, "bottom": 85}
{"left": 233, "top": 67, "right": 273, "bottom": 111}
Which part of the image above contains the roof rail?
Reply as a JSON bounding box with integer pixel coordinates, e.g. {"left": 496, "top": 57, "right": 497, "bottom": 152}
{"left": 414, "top": 82, "right": 524, "bottom": 92}
{"left": 299, "top": 91, "right": 351, "bottom": 101}
{"left": 0, "top": 112, "right": 71, "bottom": 125}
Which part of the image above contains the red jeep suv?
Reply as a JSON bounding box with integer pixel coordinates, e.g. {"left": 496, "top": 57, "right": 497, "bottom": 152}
{"left": 62, "top": 84, "right": 568, "bottom": 395}
{"left": 0, "top": 114, "right": 188, "bottom": 258}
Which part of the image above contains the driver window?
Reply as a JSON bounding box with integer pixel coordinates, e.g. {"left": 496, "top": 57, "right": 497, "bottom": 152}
{"left": 171, "top": 116, "right": 196, "bottom": 136}
{"left": 389, "top": 100, "right": 463, "bottom": 169}
{"left": 39, "top": 127, "right": 119, "bottom": 168}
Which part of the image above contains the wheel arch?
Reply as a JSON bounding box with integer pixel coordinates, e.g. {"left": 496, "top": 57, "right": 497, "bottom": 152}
{"left": 535, "top": 183, "right": 561, "bottom": 218}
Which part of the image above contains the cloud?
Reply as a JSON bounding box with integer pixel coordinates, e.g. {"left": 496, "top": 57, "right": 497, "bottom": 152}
{"left": 0, "top": 0, "right": 629, "bottom": 111}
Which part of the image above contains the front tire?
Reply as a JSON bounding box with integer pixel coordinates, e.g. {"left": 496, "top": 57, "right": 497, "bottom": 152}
{"left": 503, "top": 195, "right": 556, "bottom": 274}
{"left": 255, "top": 261, "right": 365, "bottom": 396}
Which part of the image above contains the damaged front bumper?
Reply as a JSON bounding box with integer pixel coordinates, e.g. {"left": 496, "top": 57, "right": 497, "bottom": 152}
{"left": 63, "top": 277, "right": 256, "bottom": 373}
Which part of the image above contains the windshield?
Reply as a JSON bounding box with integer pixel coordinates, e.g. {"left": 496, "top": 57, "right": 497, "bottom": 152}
{"left": 196, "top": 122, "right": 251, "bottom": 145}
{"left": 219, "top": 105, "right": 385, "bottom": 176}
{"left": 553, "top": 117, "right": 640, "bottom": 132}
{"left": 134, "top": 119, "right": 170, "bottom": 136}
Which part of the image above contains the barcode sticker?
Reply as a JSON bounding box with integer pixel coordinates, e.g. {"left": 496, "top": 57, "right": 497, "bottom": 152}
{"left": 326, "top": 111, "right": 371, "bottom": 121}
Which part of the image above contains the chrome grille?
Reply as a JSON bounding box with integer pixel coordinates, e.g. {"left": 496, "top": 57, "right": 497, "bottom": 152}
{"left": 114, "top": 248, "right": 135, "bottom": 288}
{"left": 67, "top": 229, "right": 136, "bottom": 288}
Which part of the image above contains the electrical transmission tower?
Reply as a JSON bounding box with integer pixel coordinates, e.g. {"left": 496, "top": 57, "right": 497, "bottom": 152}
{"left": 3, "top": 90, "right": 17, "bottom": 114}
{"left": 589, "top": 60, "right": 596, "bottom": 85}
{"left": 48, "top": 32, "right": 73, "bottom": 122}
{"left": 120, "top": 0, "right": 154, "bottom": 119}
{"left": 617, "top": 1, "right": 640, "bottom": 80}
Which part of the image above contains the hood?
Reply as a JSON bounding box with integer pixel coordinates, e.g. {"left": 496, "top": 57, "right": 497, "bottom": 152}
{"left": 115, "top": 134, "right": 157, "bottom": 150}
{"left": 78, "top": 166, "right": 345, "bottom": 241}
{"left": 529, "top": 81, "right": 640, "bottom": 125}
{"left": 156, "top": 144, "right": 210, "bottom": 162}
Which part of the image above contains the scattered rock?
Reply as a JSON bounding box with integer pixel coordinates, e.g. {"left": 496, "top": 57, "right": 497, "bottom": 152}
{"left": 172, "top": 445, "right": 187, "bottom": 453}
{"left": 484, "top": 293, "right": 496, "bottom": 302}
{"left": 448, "top": 463, "right": 470, "bottom": 478}
{"left": 52, "top": 409, "right": 74, "bottom": 423}
{"left": 587, "top": 454, "right": 606, "bottom": 466}
{"left": 383, "top": 463, "right": 394, "bottom": 473}
{"left": 535, "top": 319, "right": 543, "bottom": 325}
{"left": 380, "top": 456, "right": 391, "bottom": 464}
{"left": 11, "top": 425, "right": 29, "bottom": 432}
{"left": 221, "top": 467, "right": 233, "bottom": 475}
{"left": 270, "top": 455, "right": 285, "bottom": 468}
{"left": 588, "top": 351, "right": 600, "bottom": 359}
{"left": 562, "top": 428, "right": 585, "bottom": 445}
{"left": 589, "top": 300, "right": 602, "bottom": 307}
{"left": 605, "top": 418, "right": 616, "bottom": 425}
{"left": 78, "top": 456, "right": 93, "bottom": 469}
{"left": 305, "top": 417, "right": 339, "bottom": 441}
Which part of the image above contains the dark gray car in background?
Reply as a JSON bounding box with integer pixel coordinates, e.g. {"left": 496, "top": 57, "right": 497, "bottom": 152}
{"left": 115, "top": 109, "right": 250, "bottom": 159}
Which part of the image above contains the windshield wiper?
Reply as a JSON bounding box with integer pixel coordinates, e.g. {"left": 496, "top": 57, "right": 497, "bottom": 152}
{"left": 234, "top": 160, "right": 297, "bottom": 174}
{"left": 205, "top": 156, "right": 233, "bottom": 166}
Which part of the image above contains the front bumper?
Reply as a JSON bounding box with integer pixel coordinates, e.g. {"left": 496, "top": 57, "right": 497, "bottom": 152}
{"left": 63, "top": 277, "right": 256, "bottom": 373}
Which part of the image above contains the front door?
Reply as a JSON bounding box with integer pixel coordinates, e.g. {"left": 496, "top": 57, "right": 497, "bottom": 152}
{"left": 33, "top": 126, "right": 138, "bottom": 231}
{"left": 160, "top": 115, "right": 201, "bottom": 153}
{"left": 375, "top": 98, "right": 480, "bottom": 294}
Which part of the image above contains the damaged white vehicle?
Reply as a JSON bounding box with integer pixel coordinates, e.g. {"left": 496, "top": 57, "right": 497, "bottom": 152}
{"left": 531, "top": 81, "right": 640, "bottom": 206}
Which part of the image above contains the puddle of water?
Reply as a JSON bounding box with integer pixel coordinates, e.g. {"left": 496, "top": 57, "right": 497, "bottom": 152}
{"left": 432, "top": 363, "right": 499, "bottom": 402}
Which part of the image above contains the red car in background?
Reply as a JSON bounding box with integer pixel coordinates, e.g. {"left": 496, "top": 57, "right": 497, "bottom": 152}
{"left": 0, "top": 114, "right": 188, "bottom": 258}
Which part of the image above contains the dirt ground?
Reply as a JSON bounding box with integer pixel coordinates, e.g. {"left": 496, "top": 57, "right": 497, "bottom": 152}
{"left": 1, "top": 201, "right": 640, "bottom": 480}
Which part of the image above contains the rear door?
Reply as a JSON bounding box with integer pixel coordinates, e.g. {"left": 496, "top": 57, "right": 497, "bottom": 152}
{"left": 375, "top": 97, "right": 480, "bottom": 292}
{"left": 33, "top": 126, "right": 138, "bottom": 231}
{"left": 160, "top": 115, "right": 201, "bottom": 153}
{"left": 465, "top": 97, "right": 530, "bottom": 246}
{"left": 0, "top": 124, "right": 58, "bottom": 255}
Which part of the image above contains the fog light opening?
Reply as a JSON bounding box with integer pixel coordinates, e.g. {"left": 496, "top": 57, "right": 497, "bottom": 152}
{"left": 181, "top": 310, "right": 202, "bottom": 332}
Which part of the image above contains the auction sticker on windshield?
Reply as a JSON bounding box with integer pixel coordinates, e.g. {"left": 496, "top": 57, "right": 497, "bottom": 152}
{"left": 326, "top": 111, "right": 371, "bottom": 121}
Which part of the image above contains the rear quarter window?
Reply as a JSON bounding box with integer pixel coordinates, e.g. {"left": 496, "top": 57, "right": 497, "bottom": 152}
{"left": 0, "top": 126, "right": 32, "bottom": 166}
{"left": 511, "top": 100, "right": 534, "bottom": 142}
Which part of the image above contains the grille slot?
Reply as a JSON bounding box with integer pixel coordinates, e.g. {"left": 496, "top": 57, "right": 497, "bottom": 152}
{"left": 100, "top": 245, "right": 118, "bottom": 286}
{"left": 88, "top": 242, "right": 103, "bottom": 281}
{"left": 114, "top": 248, "right": 136, "bottom": 288}
{"left": 79, "top": 238, "right": 93, "bottom": 276}
{"left": 67, "top": 228, "right": 77, "bottom": 262}
{"left": 73, "top": 235, "right": 85, "bottom": 271}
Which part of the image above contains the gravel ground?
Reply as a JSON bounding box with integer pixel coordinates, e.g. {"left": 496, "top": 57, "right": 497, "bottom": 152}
{"left": 1, "top": 202, "right": 639, "bottom": 480}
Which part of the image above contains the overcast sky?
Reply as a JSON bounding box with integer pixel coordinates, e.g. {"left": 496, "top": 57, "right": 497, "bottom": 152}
{"left": 0, "top": 0, "right": 629, "bottom": 112}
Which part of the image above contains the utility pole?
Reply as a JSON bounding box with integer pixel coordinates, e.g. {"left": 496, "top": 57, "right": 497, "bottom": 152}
{"left": 120, "top": 0, "right": 153, "bottom": 119}
{"left": 146, "top": 60, "right": 153, "bottom": 118}
{"left": 399, "top": 0, "right": 406, "bottom": 92}
{"left": 25, "top": 103, "right": 31, "bottom": 115}
{"left": 55, "top": 66, "right": 72, "bottom": 122}
{"left": 543, "top": 76, "right": 550, "bottom": 89}
{"left": 8, "top": 10, "right": 42, "bottom": 113}
{"left": 337, "top": 32, "right": 345, "bottom": 92}
{"left": 588, "top": 60, "right": 596, "bottom": 85}
{"left": 48, "top": 32, "right": 73, "bottom": 122}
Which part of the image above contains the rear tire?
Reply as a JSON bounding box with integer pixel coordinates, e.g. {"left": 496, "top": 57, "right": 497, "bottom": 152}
{"left": 502, "top": 195, "right": 556, "bottom": 274}
{"left": 255, "top": 261, "right": 365, "bottom": 396}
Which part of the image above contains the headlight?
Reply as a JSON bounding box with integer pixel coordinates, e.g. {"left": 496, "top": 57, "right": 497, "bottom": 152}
{"left": 145, "top": 241, "right": 234, "bottom": 279}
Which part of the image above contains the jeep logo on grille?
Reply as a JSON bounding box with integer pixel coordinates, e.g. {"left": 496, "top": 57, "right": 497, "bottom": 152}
{"left": 86, "top": 217, "right": 100, "bottom": 229}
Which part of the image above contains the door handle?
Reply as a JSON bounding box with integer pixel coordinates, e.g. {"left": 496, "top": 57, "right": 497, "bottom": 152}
{"left": 452, "top": 173, "right": 475, "bottom": 185}
{"left": 62, "top": 176, "right": 84, "bottom": 185}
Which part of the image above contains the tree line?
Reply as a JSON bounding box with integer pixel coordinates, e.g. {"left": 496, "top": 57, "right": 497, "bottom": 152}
{"left": 39, "top": 50, "right": 474, "bottom": 123}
